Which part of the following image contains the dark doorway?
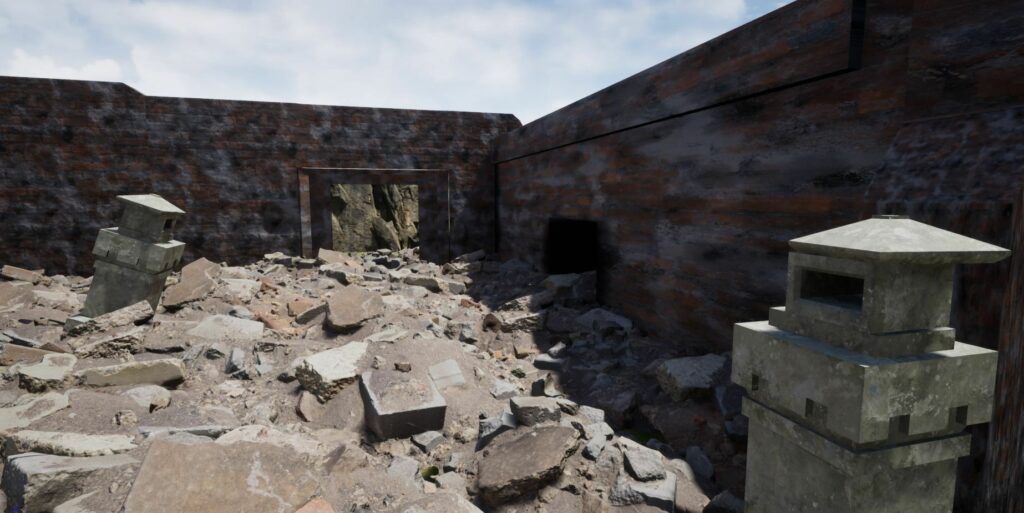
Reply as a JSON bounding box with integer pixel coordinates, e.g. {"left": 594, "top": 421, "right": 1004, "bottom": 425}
{"left": 545, "top": 218, "right": 600, "bottom": 274}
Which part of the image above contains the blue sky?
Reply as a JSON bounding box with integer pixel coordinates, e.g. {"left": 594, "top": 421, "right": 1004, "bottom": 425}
{"left": 0, "top": 0, "right": 790, "bottom": 123}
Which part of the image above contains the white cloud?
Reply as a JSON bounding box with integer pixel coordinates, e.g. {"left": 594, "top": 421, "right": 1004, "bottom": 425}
{"left": 0, "top": 0, "right": 783, "bottom": 123}
{"left": 7, "top": 48, "right": 123, "bottom": 81}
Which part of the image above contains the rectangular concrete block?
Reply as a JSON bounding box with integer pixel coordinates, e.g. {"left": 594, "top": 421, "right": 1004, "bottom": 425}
{"left": 732, "top": 321, "right": 997, "bottom": 446}
{"left": 743, "top": 399, "right": 966, "bottom": 513}
{"left": 360, "top": 370, "right": 446, "bottom": 440}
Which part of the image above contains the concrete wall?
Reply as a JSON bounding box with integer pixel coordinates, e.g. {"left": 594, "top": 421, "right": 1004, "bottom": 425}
{"left": 493, "top": 1, "right": 1023, "bottom": 510}
{"left": 0, "top": 77, "right": 520, "bottom": 274}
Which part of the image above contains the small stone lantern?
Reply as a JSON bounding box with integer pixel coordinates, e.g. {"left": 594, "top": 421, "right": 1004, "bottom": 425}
{"left": 76, "top": 194, "right": 186, "bottom": 320}
{"left": 732, "top": 215, "right": 1009, "bottom": 512}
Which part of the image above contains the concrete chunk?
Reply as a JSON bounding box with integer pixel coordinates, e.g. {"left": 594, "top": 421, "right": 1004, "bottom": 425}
{"left": 2, "top": 452, "right": 137, "bottom": 513}
{"left": 162, "top": 258, "right": 220, "bottom": 309}
{"left": 122, "top": 439, "right": 319, "bottom": 513}
{"left": 75, "top": 358, "right": 186, "bottom": 387}
{"left": 360, "top": 370, "right": 446, "bottom": 440}
{"left": 18, "top": 353, "right": 77, "bottom": 392}
{"left": 656, "top": 354, "right": 728, "bottom": 401}
{"left": 4, "top": 431, "right": 137, "bottom": 457}
{"left": 510, "top": 396, "right": 562, "bottom": 426}
{"left": 324, "top": 286, "right": 384, "bottom": 333}
{"left": 477, "top": 426, "right": 580, "bottom": 505}
{"left": 295, "top": 342, "right": 368, "bottom": 401}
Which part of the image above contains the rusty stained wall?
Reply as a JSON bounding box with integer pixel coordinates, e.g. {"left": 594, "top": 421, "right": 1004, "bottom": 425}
{"left": 494, "top": 0, "right": 1024, "bottom": 510}
{"left": 0, "top": 77, "right": 521, "bottom": 274}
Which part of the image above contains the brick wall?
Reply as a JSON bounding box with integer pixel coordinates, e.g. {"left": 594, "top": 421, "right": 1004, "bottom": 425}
{"left": 493, "top": 1, "right": 1024, "bottom": 510}
{"left": 0, "top": 77, "right": 520, "bottom": 274}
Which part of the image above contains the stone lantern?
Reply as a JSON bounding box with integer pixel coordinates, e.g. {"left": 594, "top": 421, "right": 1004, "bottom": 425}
{"left": 76, "top": 194, "right": 186, "bottom": 320}
{"left": 731, "top": 215, "right": 1009, "bottom": 512}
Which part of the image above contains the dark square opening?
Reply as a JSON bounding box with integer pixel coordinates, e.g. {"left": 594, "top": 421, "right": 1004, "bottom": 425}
{"left": 544, "top": 218, "right": 600, "bottom": 274}
{"left": 799, "top": 270, "right": 864, "bottom": 311}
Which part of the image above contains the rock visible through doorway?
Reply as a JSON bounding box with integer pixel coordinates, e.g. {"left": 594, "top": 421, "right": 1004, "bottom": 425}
{"left": 330, "top": 184, "right": 418, "bottom": 252}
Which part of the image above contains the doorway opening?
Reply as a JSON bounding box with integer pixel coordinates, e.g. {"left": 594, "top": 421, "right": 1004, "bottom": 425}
{"left": 330, "top": 183, "right": 419, "bottom": 252}
{"left": 544, "top": 217, "right": 600, "bottom": 274}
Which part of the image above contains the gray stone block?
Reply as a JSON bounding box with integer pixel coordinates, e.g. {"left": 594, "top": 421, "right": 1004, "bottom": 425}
{"left": 360, "top": 370, "right": 446, "bottom": 440}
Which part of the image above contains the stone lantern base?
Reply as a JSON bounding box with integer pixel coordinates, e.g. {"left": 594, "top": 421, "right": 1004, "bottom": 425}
{"left": 742, "top": 398, "right": 970, "bottom": 513}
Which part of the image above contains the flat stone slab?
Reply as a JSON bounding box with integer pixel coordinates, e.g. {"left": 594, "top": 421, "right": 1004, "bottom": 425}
{"left": 477, "top": 426, "right": 580, "bottom": 505}
{"left": 186, "top": 315, "right": 264, "bottom": 341}
{"left": 18, "top": 353, "right": 77, "bottom": 392}
{"left": 360, "top": 370, "right": 446, "bottom": 440}
{"left": 4, "top": 431, "right": 137, "bottom": 457}
{"left": 162, "top": 258, "right": 220, "bottom": 309}
{"left": 2, "top": 452, "right": 137, "bottom": 513}
{"left": 656, "top": 353, "right": 728, "bottom": 401}
{"left": 0, "top": 392, "right": 70, "bottom": 431}
{"left": 428, "top": 359, "right": 465, "bottom": 389}
{"left": 621, "top": 439, "right": 667, "bottom": 482}
{"left": 295, "top": 342, "right": 369, "bottom": 401}
{"left": 324, "top": 286, "right": 384, "bottom": 333}
{"left": 0, "top": 343, "right": 55, "bottom": 366}
{"left": 67, "top": 301, "right": 154, "bottom": 337}
{"left": 75, "top": 358, "right": 185, "bottom": 387}
{"left": 122, "top": 439, "right": 319, "bottom": 513}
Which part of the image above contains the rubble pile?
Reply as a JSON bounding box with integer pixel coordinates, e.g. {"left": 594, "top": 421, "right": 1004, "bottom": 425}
{"left": 0, "top": 248, "right": 745, "bottom": 512}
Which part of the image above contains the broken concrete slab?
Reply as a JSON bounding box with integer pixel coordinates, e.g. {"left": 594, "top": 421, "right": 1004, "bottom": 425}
{"left": 121, "top": 439, "right": 319, "bottom": 513}
{"left": 1, "top": 452, "right": 137, "bottom": 513}
{"left": 0, "top": 343, "right": 54, "bottom": 366}
{"left": 490, "top": 378, "right": 519, "bottom": 399}
{"left": 66, "top": 301, "right": 154, "bottom": 339}
{"left": 0, "top": 392, "right": 70, "bottom": 431}
{"left": 510, "top": 396, "right": 562, "bottom": 426}
{"left": 71, "top": 326, "right": 145, "bottom": 358}
{"left": 428, "top": 359, "right": 465, "bottom": 390}
{"left": 161, "top": 258, "right": 220, "bottom": 309}
{"left": 360, "top": 370, "right": 447, "bottom": 440}
{"left": 18, "top": 353, "right": 77, "bottom": 392}
{"left": 411, "top": 430, "right": 445, "bottom": 452}
{"left": 74, "top": 358, "right": 186, "bottom": 387}
{"left": 4, "top": 431, "right": 137, "bottom": 457}
{"left": 324, "top": 286, "right": 385, "bottom": 333}
{"left": 295, "top": 341, "right": 369, "bottom": 401}
{"left": 1, "top": 265, "right": 48, "bottom": 285}
{"left": 186, "top": 314, "right": 264, "bottom": 341}
{"left": 621, "top": 439, "right": 667, "bottom": 482}
{"left": 477, "top": 426, "right": 580, "bottom": 505}
{"left": 123, "top": 385, "right": 171, "bottom": 412}
{"left": 656, "top": 354, "right": 728, "bottom": 401}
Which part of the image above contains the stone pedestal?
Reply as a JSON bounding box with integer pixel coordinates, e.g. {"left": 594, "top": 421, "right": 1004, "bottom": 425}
{"left": 77, "top": 195, "right": 185, "bottom": 321}
{"left": 732, "top": 216, "right": 1009, "bottom": 513}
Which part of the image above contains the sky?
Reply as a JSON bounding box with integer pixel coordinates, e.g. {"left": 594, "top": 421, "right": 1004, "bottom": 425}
{"left": 0, "top": 0, "right": 790, "bottom": 124}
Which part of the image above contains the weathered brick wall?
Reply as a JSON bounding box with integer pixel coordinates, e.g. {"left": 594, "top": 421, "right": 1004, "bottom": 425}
{"left": 494, "top": 1, "right": 1023, "bottom": 510}
{"left": 0, "top": 77, "right": 520, "bottom": 274}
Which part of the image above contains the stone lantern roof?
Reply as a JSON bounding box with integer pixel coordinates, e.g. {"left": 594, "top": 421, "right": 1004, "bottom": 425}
{"left": 117, "top": 194, "right": 186, "bottom": 216}
{"left": 789, "top": 215, "right": 1009, "bottom": 264}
